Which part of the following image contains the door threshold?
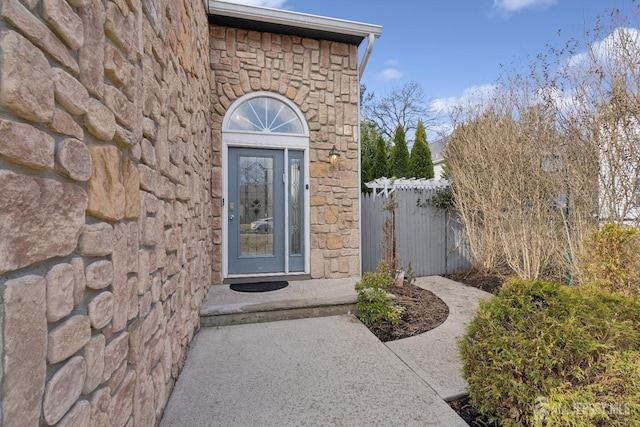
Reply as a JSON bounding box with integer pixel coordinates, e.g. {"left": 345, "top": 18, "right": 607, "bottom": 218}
{"left": 223, "top": 274, "right": 311, "bottom": 285}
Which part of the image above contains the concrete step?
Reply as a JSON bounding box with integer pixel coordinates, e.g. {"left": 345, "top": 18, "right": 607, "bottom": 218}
{"left": 200, "top": 278, "right": 359, "bottom": 327}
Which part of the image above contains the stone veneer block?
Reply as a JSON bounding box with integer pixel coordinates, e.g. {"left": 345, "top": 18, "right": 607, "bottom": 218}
{"left": 2, "top": 275, "right": 47, "bottom": 427}
{"left": 109, "top": 370, "right": 135, "bottom": 427}
{"left": 85, "top": 99, "right": 116, "bottom": 140}
{"left": 85, "top": 260, "right": 114, "bottom": 290}
{"left": 0, "top": 30, "right": 54, "bottom": 122}
{"left": 114, "top": 124, "right": 138, "bottom": 149}
{"left": 42, "top": 356, "right": 86, "bottom": 425}
{"left": 56, "top": 138, "right": 92, "bottom": 182}
{"left": 103, "top": 331, "right": 129, "bottom": 383}
{"left": 57, "top": 400, "right": 91, "bottom": 427}
{"left": 46, "top": 263, "right": 76, "bottom": 322}
{"left": 88, "top": 291, "right": 114, "bottom": 329}
{"left": 83, "top": 334, "right": 105, "bottom": 394}
{"left": 133, "top": 374, "right": 156, "bottom": 427}
{"left": 79, "top": 0, "right": 105, "bottom": 97}
{"left": 325, "top": 205, "right": 339, "bottom": 224}
{"left": 104, "top": 85, "right": 140, "bottom": 136}
{"left": 111, "top": 223, "right": 129, "bottom": 331}
{"left": 90, "top": 387, "right": 111, "bottom": 426}
{"left": 124, "top": 158, "right": 140, "bottom": 218}
{"left": 326, "top": 234, "right": 342, "bottom": 250}
{"left": 68, "top": 0, "right": 88, "bottom": 7}
{"left": 0, "top": 170, "right": 87, "bottom": 274}
{"left": 0, "top": 118, "right": 55, "bottom": 170}
{"left": 43, "top": 0, "right": 84, "bottom": 50}
{"left": 87, "top": 144, "right": 125, "bottom": 221}
{"left": 78, "top": 222, "right": 114, "bottom": 256}
{"left": 71, "top": 257, "right": 86, "bottom": 306}
{"left": 52, "top": 68, "right": 90, "bottom": 115}
{"left": 49, "top": 107, "right": 85, "bottom": 140}
{"left": 104, "top": 43, "right": 131, "bottom": 87}
{"left": 47, "top": 315, "right": 91, "bottom": 364}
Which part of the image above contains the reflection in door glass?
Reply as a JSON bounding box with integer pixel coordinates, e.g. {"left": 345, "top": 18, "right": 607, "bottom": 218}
{"left": 239, "top": 156, "right": 274, "bottom": 257}
{"left": 290, "top": 158, "right": 301, "bottom": 255}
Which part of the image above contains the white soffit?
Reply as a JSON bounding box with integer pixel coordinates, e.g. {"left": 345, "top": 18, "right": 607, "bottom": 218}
{"left": 207, "top": 1, "right": 382, "bottom": 46}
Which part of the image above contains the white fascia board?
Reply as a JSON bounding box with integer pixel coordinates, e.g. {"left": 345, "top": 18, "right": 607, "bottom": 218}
{"left": 208, "top": 1, "right": 382, "bottom": 43}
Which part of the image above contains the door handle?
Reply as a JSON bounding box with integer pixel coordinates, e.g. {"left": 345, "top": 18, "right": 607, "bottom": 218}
{"left": 229, "top": 215, "right": 234, "bottom": 220}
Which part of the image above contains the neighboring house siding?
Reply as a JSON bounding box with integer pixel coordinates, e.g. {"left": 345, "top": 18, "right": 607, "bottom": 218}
{"left": 209, "top": 26, "right": 361, "bottom": 279}
{"left": 430, "top": 139, "right": 446, "bottom": 179}
{"left": 0, "top": 1, "right": 212, "bottom": 425}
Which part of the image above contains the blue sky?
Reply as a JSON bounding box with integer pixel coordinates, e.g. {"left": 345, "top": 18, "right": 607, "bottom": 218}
{"left": 220, "top": 0, "right": 638, "bottom": 138}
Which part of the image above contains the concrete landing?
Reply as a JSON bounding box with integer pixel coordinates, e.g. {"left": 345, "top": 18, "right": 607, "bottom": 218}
{"left": 200, "top": 278, "right": 359, "bottom": 326}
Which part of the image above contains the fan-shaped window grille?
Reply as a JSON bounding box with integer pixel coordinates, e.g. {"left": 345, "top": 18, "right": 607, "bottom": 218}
{"left": 227, "top": 96, "right": 304, "bottom": 134}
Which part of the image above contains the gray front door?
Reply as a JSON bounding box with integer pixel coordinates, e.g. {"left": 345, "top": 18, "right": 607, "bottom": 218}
{"left": 228, "top": 148, "right": 285, "bottom": 274}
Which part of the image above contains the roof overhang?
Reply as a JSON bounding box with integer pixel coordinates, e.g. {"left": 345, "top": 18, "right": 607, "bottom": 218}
{"left": 207, "top": 1, "right": 382, "bottom": 46}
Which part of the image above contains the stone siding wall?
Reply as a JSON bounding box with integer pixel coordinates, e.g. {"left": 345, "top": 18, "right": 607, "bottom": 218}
{"left": 0, "top": 0, "right": 213, "bottom": 426}
{"left": 210, "top": 26, "right": 361, "bottom": 280}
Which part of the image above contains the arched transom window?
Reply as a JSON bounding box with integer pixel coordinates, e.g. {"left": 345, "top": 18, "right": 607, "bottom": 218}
{"left": 227, "top": 96, "right": 304, "bottom": 134}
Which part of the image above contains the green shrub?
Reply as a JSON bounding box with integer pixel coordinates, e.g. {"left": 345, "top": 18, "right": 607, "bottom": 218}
{"left": 460, "top": 279, "right": 640, "bottom": 426}
{"left": 581, "top": 223, "right": 640, "bottom": 295}
{"left": 540, "top": 351, "right": 640, "bottom": 426}
{"left": 430, "top": 184, "right": 455, "bottom": 209}
{"left": 355, "top": 261, "right": 405, "bottom": 326}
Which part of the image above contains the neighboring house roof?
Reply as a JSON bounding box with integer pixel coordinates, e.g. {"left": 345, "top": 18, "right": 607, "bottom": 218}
{"left": 207, "top": 1, "right": 382, "bottom": 46}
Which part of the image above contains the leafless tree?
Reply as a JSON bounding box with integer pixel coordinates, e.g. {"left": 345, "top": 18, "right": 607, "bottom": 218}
{"left": 365, "top": 81, "right": 440, "bottom": 141}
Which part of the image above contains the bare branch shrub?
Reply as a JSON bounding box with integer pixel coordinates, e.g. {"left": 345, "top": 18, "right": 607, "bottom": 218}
{"left": 447, "top": 78, "right": 570, "bottom": 279}
{"left": 446, "top": 8, "right": 640, "bottom": 281}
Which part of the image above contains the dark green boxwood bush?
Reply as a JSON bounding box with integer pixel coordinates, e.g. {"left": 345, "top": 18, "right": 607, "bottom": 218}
{"left": 460, "top": 279, "right": 640, "bottom": 426}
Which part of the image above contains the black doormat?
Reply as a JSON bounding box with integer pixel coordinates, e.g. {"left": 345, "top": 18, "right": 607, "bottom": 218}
{"left": 230, "top": 281, "right": 289, "bottom": 293}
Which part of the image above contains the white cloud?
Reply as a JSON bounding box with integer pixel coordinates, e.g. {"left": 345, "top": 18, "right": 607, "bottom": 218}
{"left": 430, "top": 84, "right": 498, "bottom": 116}
{"left": 493, "top": 0, "right": 556, "bottom": 14}
{"left": 386, "top": 59, "right": 400, "bottom": 66}
{"left": 217, "top": 0, "right": 289, "bottom": 8}
{"left": 564, "top": 27, "right": 640, "bottom": 75}
{"left": 378, "top": 67, "right": 402, "bottom": 80}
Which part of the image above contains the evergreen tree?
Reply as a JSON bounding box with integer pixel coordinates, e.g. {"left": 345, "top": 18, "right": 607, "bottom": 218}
{"left": 409, "top": 119, "right": 434, "bottom": 179}
{"left": 361, "top": 153, "right": 373, "bottom": 193}
{"left": 360, "top": 120, "right": 381, "bottom": 193}
{"left": 360, "top": 121, "right": 380, "bottom": 166}
{"left": 371, "top": 134, "right": 389, "bottom": 179}
{"left": 390, "top": 125, "right": 410, "bottom": 178}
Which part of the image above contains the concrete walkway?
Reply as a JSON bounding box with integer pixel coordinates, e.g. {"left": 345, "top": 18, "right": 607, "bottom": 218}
{"left": 160, "top": 276, "right": 492, "bottom": 427}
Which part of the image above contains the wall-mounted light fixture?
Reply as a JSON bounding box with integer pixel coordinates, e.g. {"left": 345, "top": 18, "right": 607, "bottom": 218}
{"left": 328, "top": 145, "right": 340, "bottom": 165}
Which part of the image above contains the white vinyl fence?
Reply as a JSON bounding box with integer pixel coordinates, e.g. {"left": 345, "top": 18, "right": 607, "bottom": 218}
{"left": 361, "top": 188, "right": 472, "bottom": 276}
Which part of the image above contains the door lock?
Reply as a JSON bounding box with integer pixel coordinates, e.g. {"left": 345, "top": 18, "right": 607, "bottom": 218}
{"left": 229, "top": 215, "right": 234, "bottom": 220}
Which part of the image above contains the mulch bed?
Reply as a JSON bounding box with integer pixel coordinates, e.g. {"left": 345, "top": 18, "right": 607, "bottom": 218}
{"left": 366, "top": 282, "right": 449, "bottom": 342}
{"left": 448, "top": 395, "right": 500, "bottom": 427}
{"left": 445, "top": 269, "right": 506, "bottom": 294}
